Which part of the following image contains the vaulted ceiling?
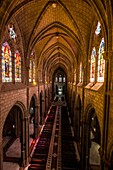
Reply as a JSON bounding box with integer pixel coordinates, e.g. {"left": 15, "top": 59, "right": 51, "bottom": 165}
{"left": 0, "top": 0, "right": 107, "bottom": 82}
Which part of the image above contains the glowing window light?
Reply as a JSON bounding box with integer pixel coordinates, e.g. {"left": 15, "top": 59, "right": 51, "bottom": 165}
{"left": 8, "top": 24, "right": 17, "bottom": 41}
{"left": 95, "top": 22, "right": 101, "bottom": 35}
{"left": 97, "top": 38, "right": 105, "bottom": 82}
{"left": 15, "top": 51, "right": 21, "bottom": 82}
{"left": 29, "top": 60, "right": 32, "bottom": 82}
{"left": 79, "top": 62, "right": 83, "bottom": 83}
{"left": 2, "top": 42, "right": 12, "bottom": 82}
{"left": 33, "top": 61, "right": 36, "bottom": 83}
{"left": 90, "top": 47, "right": 96, "bottom": 82}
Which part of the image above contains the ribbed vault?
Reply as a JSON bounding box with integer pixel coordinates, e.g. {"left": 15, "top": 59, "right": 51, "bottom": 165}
{"left": 0, "top": 0, "right": 108, "bottom": 83}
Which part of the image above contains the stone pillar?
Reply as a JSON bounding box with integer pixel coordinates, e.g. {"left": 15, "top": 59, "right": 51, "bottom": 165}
{"left": 42, "top": 97, "right": 45, "bottom": 123}
{"left": 70, "top": 100, "right": 74, "bottom": 125}
{"left": 37, "top": 103, "right": 40, "bottom": 127}
{"left": 48, "top": 90, "right": 50, "bottom": 108}
{"left": 40, "top": 93, "right": 42, "bottom": 125}
{"left": 21, "top": 117, "right": 26, "bottom": 167}
{"left": 80, "top": 118, "right": 90, "bottom": 170}
{"left": 74, "top": 106, "right": 80, "bottom": 142}
{"left": 24, "top": 116, "right": 29, "bottom": 166}
{"left": 34, "top": 105, "right": 39, "bottom": 138}
{"left": 21, "top": 115, "right": 29, "bottom": 167}
{"left": 46, "top": 93, "right": 48, "bottom": 111}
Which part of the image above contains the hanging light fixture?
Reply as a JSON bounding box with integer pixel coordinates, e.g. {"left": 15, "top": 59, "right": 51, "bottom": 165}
{"left": 52, "top": 2, "right": 57, "bottom": 8}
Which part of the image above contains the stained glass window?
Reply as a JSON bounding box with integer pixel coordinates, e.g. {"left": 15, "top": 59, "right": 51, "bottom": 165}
{"left": 95, "top": 22, "right": 101, "bottom": 35}
{"left": 97, "top": 38, "right": 105, "bottom": 82}
{"left": 33, "top": 61, "right": 35, "bottom": 82}
{"left": 90, "top": 47, "right": 96, "bottom": 82}
{"left": 29, "top": 60, "right": 32, "bottom": 82}
{"left": 29, "top": 58, "right": 36, "bottom": 82}
{"left": 79, "top": 62, "right": 83, "bottom": 83}
{"left": 8, "top": 24, "right": 17, "bottom": 41}
{"left": 29, "top": 51, "right": 36, "bottom": 83}
{"left": 2, "top": 42, "right": 12, "bottom": 82}
{"left": 15, "top": 51, "right": 21, "bottom": 82}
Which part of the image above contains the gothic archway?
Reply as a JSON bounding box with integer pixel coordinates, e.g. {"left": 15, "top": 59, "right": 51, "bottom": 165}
{"left": 81, "top": 106, "right": 101, "bottom": 170}
{"left": 29, "top": 96, "right": 35, "bottom": 139}
{"left": 2, "top": 104, "right": 25, "bottom": 166}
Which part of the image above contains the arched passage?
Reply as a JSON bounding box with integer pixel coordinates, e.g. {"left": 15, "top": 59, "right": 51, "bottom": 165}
{"left": 29, "top": 96, "right": 35, "bottom": 139}
{"left": 52, "top": 67, "right": 67, "bottom": 98}
{"left": 2, "top": 104, "right": 25, "bottom": 166}
{"left": 29, "top": 95, "right": 39, "bottom": 155}
{"left": 81, "top": 106, "right": 101, "bottom": 170}
{"left": 89, "top": 110, "right": 101, "bottom": 166}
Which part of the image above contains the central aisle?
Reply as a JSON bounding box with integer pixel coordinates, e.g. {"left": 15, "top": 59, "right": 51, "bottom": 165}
{"left": 28, "top": 100, "right": 80, "bottom": 170}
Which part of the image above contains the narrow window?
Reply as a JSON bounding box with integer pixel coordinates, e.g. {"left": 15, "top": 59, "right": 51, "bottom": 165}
{"left": 2, "top": 42, "right": 12, "bottom": 82}
{"left": 79, "top": 62, "right": 83, "bottom": 83}
{"left": 33, "top": 61, "right": 35, "bottom": 82}
{"left": 97, "top": 38, "right": 105, "bottom": 82}
{"left": 90, "top": 47, "right": 96, "bottom": 82}
{"left": 95, "top": 22, "right": 101, "bottom": 35}
{"left": 29, "top": 59, "right": 32, "bottom": 82}
{"left": 15, "top": 51, "right": 21, "bottom": 82}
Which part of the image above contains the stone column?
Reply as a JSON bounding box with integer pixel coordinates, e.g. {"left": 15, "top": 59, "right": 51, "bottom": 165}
{"left": 42, "top": 97, "right": 45, "bottom": 123}
{"left": 21, "top": 117, "right": 26, "bottom": 167}
{"left": 71, "top": 100, "right": 74, "bottom": 126}
{"left": 74, "top": 106, "right": 80, "bottom": 142}
{"left": 80, "top": 117, "right": 90, "bottom": 170}
{"left": 21, "top": 115, "right": 29, "bottom": 167}
{"left": 24, "top": 116, "right": 29, "bottom": 166}
{"left": 34, "top": 105, "right": 39, "bottom": 138}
